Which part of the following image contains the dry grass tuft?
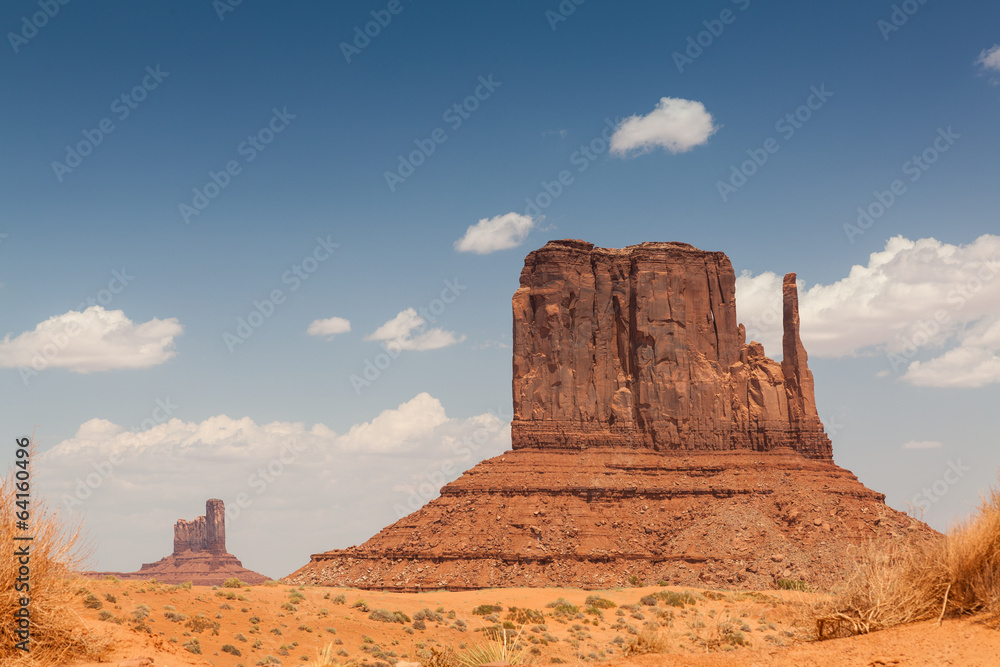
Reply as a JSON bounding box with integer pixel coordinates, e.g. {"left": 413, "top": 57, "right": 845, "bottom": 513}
{"left": 1, "top": 441, "right": 110, "bottom": 665}
{"left": 457, "top": 626, "right": 529, "bottom": 666}
{"left": 306, "top": 642, "right": 340, "bottom": 666}
{"left": 624, "top": 626, "right": 671, "bottom": 655}
{"left": 816, "top": 481, "right": 1000, "bottom": 638}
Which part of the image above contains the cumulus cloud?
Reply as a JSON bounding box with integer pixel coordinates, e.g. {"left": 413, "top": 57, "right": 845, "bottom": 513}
{"left": 366, "top": 308, "right": 464, "bottom": 351}
{"left": 902, "top": 440, "right": 944, "bottom": 450}
{"left": 337, "top": 392, "right": 448, "bottom": 452}
{"left": 735, "top": 235, "right": 1000, "bottom": 388}
{"left": 454, "top": 212, "right": 536, "bottom": 254}
{"left": 0, "top": 306, "right": 182, "bottom": 374}
{"left": 35, "top": 393, "right": 512, "bottom": 576}
{"left": 610, "top": 97, "right": 718, "bottom": 157}
{"left": 307, "top": 316, "right": 351, "bottom": 340}
{"left": 977, "top": 44, "right": 1000, "bottom": 72}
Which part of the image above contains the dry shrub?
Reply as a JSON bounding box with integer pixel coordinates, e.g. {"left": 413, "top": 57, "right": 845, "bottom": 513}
{"left": 624, "top": 626, "right": 671, "bottom": 655}
{"left": 817, "top": 482, "right": 1000, "bottom": 638}
{"left": 1, "top": 442, "right": 110, "bottom": 664}
{"left": 457, "top": 626, "right": 528, "bottom": 667}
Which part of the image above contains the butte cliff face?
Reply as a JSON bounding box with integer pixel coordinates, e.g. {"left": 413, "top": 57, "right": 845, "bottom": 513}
{"left": 288, "top": 240, "right": 930, "bottom": 591}
{"left": 87, "top": 499, "right": 268, "bottom": 586}
{"left": 511, "top": 240, "right": 830, "bottom": 457}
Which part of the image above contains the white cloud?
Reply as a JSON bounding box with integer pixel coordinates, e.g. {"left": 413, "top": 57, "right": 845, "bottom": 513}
{"left": 735, "top": 235, "right": 1000, "bottom": 388}
{"left": 902, "top": 440, "right": 943, "bottom": 450}
{"left": 366, "top": 308, "right": 464, "bottom": 351}
{"left": 35, "top": 394, "right": 512, "bottom": 577}
{"left": 307, "top": 316, "right": 351, "bottom": 340}
{"left": 977, "top": 44, "right": 1000, "bottom": 72}
{"left": 337, "top": 392, "right": 448, "bottom": 452}
{"left": 0, "top": 306, "right": 182, "bottom": 373}
{"left": 610, "top": 97, "right": 718, "bottom": 157}
{"left": 903, "top": 315, "right": 1000, "bottom": 388}
{"left": 454, "top": 212, "right": 536, "bottom": 254}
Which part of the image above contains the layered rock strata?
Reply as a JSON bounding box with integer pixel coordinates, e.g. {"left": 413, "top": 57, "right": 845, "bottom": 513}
{"left": 511, "top": 240, "right": 830, "bottom": 457}
{"left": 87, "top": 499, "right": 268, "bottom": 586}
{"left": 288, "top": 240, "right": 931, "bottom": 591}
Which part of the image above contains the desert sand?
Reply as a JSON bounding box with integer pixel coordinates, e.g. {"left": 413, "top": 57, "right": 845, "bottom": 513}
{"left": 62, "top": 578, "right": 1000, "bottom": 667}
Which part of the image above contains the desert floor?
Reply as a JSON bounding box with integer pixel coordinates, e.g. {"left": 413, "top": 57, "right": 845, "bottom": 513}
{"left": 62, "top": 578, "right": 1000, "bottom": 667}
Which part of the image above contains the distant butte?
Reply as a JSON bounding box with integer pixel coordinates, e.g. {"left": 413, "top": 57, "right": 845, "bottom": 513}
{"left": 87, "top": 499, "right": 268, "bottom": 586}
{"left": 288, "top": 240, "right": 933, "bottom": 591}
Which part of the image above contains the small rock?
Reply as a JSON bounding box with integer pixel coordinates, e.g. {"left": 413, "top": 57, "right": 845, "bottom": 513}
{"left": 771, "top": 554, "right": 784, "bottom": 562}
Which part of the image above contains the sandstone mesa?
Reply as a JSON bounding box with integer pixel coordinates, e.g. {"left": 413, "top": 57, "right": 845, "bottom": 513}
{"left": 87, "top": 499, "right": 268, "bottom": 586}
{"left": 288, "top": 240, "right": 930, "bottom": 591}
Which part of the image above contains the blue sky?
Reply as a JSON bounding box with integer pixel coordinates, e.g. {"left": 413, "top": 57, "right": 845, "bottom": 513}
{"left": 2, "top": 1, "right": 999, "bottom": 577}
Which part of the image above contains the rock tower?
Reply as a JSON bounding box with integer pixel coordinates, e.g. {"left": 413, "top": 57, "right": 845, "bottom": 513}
{"left": 86, "top": 499, "right": 268, "bottom": 585}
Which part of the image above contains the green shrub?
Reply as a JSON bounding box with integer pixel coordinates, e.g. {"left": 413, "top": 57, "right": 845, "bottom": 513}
{"left": 584, "top": 595, "right": 616, "bottom": 609}
{"left": 82, "top": 594, "right": 102, "bottom": 610}
{"left": 776, "top": 578, "right": 808, "bottom": 592}
{"left": 505, "top": 607, "right": 544, "bottom": 624}
{"left": 185, "top": 614, "right": 220, "bottom": 635}
{"left": 370, "top": 609, "right": 410, "bottom": 624}
{"left": 223, "top": 578, "right": 245, "bottom": 588}
{"left": 222, "top": 643, "right": 242, "bottom": 656}
{"left": 472, "top": 603, "right": 503, "bottom": 615}
{"left": 655, "top": 591, "right": 696, "bottom": 608}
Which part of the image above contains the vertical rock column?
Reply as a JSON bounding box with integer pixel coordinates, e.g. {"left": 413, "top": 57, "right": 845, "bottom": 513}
{"left": 205, "top": 499, "right": 227, "bottom": 555}
{"left": 779, "top": 273, "right": 830, "bottom": 458}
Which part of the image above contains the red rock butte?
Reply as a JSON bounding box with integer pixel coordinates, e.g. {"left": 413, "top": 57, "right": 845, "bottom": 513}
{"left": 87, "top": 499, "right": 268, "bottom": 586}
{"left": 289, "top": 240, "right": 930, "bottom": 591}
